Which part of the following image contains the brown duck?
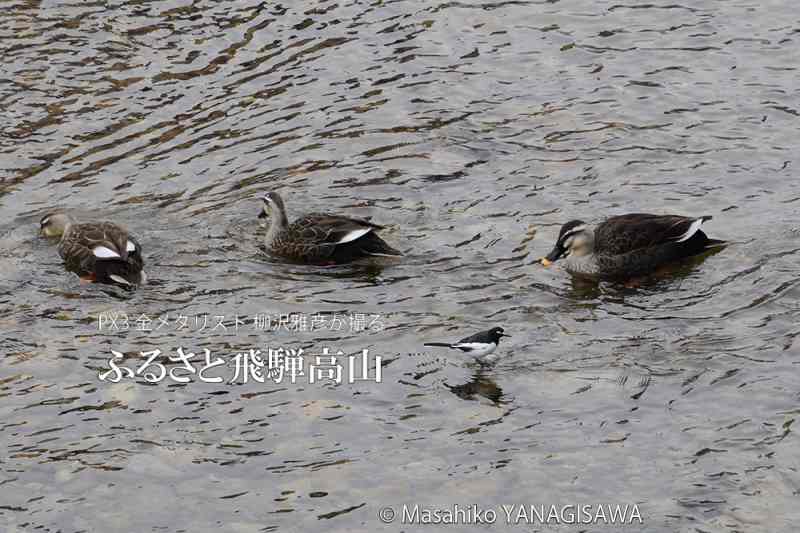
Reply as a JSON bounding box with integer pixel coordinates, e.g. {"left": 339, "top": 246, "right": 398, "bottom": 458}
{"left": 40, "top": 213, "right": 146, "bottom": 286}
{"left": 258, "top": 192, "right": 402, "bottom": 264}
{"left": 540, "top": 213, "right": 726, "bottom": 279}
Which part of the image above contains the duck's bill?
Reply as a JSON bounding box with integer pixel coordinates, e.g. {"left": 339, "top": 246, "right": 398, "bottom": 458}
{"left": 540, "top": 247, "right": 563, "bottom": 266}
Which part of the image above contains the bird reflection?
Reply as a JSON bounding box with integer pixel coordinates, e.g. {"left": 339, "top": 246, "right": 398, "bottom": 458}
{"left": 567, "top": 275, "right": 602, "bottom": 300}
{"left": 445, "top": 368, "right": 505, "bottom": 404}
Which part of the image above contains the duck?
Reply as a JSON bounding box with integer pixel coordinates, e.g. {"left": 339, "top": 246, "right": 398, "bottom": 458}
{"left": 258, "top": 191, "right": 402, "bottom": 264}
{"left": 40, "top": 213, "right": 146, "bottom": 286}
{"left": 424, "top": 326, "right": 510, "bottom": 363}
{"left": 540, "top": 213, "right": 726, "bottom": 279}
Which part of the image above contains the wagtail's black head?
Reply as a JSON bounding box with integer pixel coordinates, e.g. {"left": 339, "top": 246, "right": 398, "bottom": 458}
{"left": 541, "top": 219, "right": 592, "bottom": 266}
{"left": 488, "top": 326, "right": 510, "bottom": 344}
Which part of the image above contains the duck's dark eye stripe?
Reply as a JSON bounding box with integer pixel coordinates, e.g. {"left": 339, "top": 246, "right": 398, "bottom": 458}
{"left": 559, "top": 226, "right": 586, "bottom": 244}
{"left": 558, "top": 232, "right": 574, "bottom": 245}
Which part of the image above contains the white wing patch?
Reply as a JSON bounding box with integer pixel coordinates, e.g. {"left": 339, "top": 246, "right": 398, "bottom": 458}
{"left": 675, "top": 218, "right": 705, "bottom": 243}
{"left": 93, "top": 246, "right": 121, "bottom": 259}
{"left": 126, "top": 240, "right": 136, "bottom": 252}
{"left": 452, "top": 342, "right": 496, "bottom": 358}
{"left": 109, "top": 274, "right": 132, "bottom": 286}
{"left": 337, "top": 228, "right": 372, "bottom": 244}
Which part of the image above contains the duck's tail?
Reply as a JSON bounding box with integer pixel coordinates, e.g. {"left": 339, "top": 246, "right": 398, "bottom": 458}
{"left": 359, "top": 232, "right": 403, "bottom": 257}
{"left": 704, "top": 238, "right": 727, "bottom": 249}
{"left": 95, "top": 260, "right": 145, "bottom": 287}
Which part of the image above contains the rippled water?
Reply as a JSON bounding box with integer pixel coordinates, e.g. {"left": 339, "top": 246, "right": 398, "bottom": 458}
{"left": 2, "top": 0, "right": 799, "bottom": 531}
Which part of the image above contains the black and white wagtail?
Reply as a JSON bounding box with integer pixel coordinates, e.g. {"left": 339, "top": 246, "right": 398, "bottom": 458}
{"left": 424, "top": 326, "right": 510, "bottom": 363}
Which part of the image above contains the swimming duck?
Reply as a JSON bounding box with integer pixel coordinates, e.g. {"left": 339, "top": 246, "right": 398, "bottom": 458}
{"left": 540, "top": 213, "right": 725, "bottom": 279}
{"left": 424, "top": 326, "right": 510, "bottom": 364}
{"left": 258, "top": 191, "right": 402, "bottom": 263}
{"left": 40, "top": 213, "right": 146, "bottom": 286}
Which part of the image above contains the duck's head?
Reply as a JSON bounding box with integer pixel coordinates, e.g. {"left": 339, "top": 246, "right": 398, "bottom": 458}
{"left": 488, "top": 326, "right": 511, "bottom": 344}
{"left": 39, "top": 213, "right": 74, "bottom": 239}
{"left": 258, "top": 191, "right": 286, "bottom": 220}
{"left": 541, "top": 220, "right": 593, "bottom": 266}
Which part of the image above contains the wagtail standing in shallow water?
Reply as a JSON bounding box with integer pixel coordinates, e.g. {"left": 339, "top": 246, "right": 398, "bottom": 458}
{"left": 424, "top": 326, "right": 510, "bottom": 363}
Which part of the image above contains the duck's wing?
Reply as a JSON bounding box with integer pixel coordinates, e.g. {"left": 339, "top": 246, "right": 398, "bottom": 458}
{"left": 595, "top": 214, "right": 712, "bottom": 255}
{"left": 125, "top": 234, "right": 145, "bottom": 270}
{"left": 58, "top": 227, "right": 96, "bottom": 274}
{"left": 60, "top": 222, "right": 140, "bottom": 270}
{"left": 291, "top": 213, "right": 383, "bottom": 246}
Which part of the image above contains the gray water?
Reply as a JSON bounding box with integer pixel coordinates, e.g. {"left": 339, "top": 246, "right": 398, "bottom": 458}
{"left": 2, "top": 1, "right": 799, "bottom": 532}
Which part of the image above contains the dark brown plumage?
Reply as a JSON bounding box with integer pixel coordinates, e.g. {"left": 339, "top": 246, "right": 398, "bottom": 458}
{"left": 542, "top": 213, "right": 726, "bottom": 279}
{"left": 594, "top": 214, "right": 714, "bottom": 256}
{"left": 259, "top": 192, "right": 402, "bottom": 264}
{"left": 40, "top": 213, "right": 145, "bottom": 286}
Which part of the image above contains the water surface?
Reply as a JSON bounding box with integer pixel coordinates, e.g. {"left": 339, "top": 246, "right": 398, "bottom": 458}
{"left": 1, "top": 0, "right": 799, "bottom": 531}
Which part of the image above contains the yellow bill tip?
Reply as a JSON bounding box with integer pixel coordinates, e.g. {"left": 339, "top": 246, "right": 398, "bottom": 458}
{"left": 540, "top": 258, "right": 552, "bottom": 267}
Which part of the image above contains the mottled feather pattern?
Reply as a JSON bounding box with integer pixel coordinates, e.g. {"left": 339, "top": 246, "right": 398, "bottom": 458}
{"left": 594, "top": 214, "right": 708, "bottom": 256}
{"left": 270, "top": 212, "right": 396, "bottom": 263}
{"left": 58, "top": 222, "right": 144, "bottom": 283}
{"left": 588, "top": 214, "right": 716, "bottom": 279}
{"left": 553, "top": 213, "right": 724, "bottom": 279}
{"left": 594, "top": 241, "right": 700, "bottom": 279}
